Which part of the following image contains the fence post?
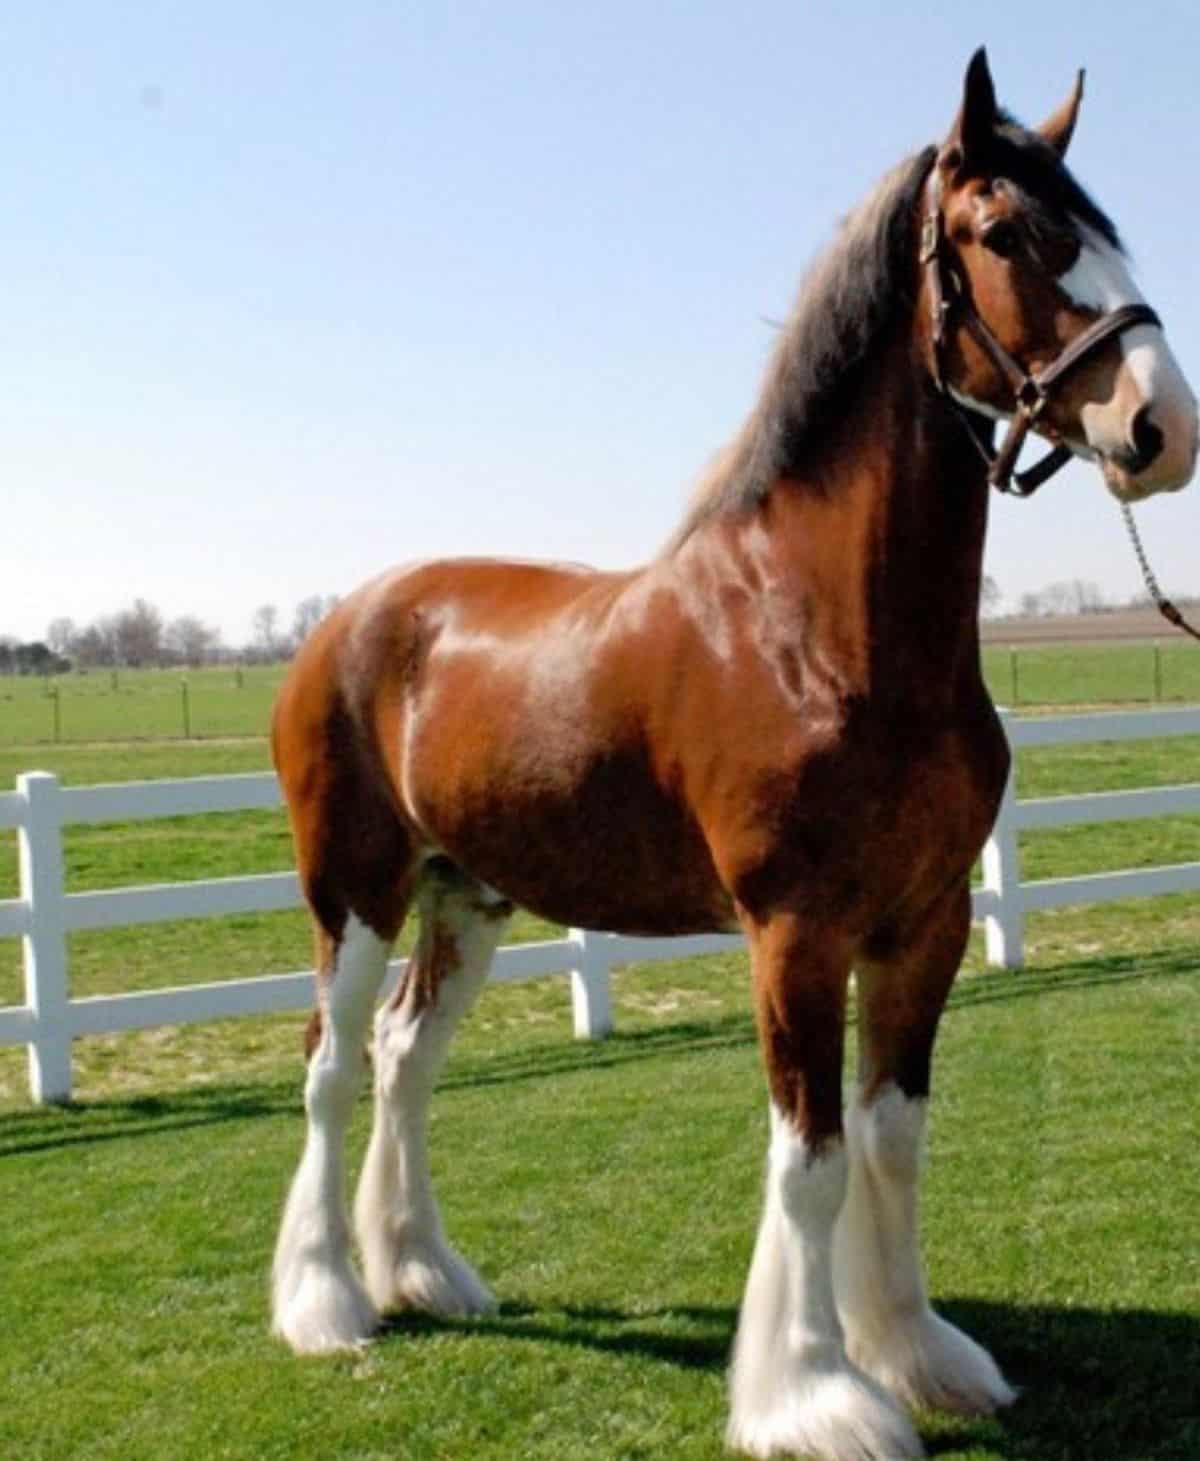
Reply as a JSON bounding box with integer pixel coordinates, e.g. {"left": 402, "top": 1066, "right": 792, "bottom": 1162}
{"left": 980, "top": 710, "right": 1023, "bottom": 970}
{"left": 567, "top": 927, "right": 614, "bottom": 1039}
{"left": 17, "top": 772, "right": 73, "bottom": 1102}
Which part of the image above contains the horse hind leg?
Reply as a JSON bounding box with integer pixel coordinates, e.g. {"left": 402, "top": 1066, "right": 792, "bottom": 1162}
{"left": 272, "top": 908, "right": 400, "bottom": 1354}
{"left": 834, "top": 882, "right": 1016, "bottom": 1418}
{"left": 354, "top": 858, "right": 511, "bottom": 1318}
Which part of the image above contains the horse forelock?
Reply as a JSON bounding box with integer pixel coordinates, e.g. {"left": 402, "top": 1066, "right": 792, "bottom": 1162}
{"left": 991, "top": 111, "right": 1122, "bottom": 253}
{"left": 667, "top": 145, "right": 938, "bottom": 551}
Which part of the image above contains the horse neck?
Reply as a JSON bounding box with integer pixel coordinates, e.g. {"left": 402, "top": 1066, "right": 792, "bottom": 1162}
{"left": 693, "top": 338, "right": 993, "bottom": 713}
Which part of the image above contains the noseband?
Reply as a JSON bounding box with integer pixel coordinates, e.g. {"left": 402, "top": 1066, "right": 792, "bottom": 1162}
{"left": 920, "top": 169, "right": 1161, "bottom": 496}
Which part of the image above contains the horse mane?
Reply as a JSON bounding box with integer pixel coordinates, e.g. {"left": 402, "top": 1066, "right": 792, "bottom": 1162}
{"left": 667, "top": 144, "right": 938, "bottom": 551}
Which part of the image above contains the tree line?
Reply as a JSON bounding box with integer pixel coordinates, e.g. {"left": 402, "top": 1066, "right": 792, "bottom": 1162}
{"left": 0, "top": 596, "right": 340, "bottom": 675}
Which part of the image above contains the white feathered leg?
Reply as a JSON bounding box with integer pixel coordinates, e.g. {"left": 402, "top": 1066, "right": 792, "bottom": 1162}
{"left": 834, "top": 1084, "right": 1016, "bottom": 1416}
{"left": 727, "top": 1106, "right": 923, "bottom": 1460}
{"left": 272, "top": 915, "right": 390, "bottom": 1353}
{"left": 354, "top": 874, "right": 507, "bottom": 1318}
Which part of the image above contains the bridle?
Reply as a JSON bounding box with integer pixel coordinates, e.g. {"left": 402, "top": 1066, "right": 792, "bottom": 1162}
{"left": 920, "top": 163, "right": 1161, "bottom": 496}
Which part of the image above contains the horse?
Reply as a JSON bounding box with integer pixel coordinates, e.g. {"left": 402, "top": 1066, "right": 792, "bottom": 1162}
{"left": 268, "top": 49, "right": 1197, "bottom": 1461}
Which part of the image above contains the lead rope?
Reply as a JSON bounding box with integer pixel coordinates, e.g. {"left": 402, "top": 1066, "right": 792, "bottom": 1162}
{"left": 1119, "top": 500, "right": 1200, "bottom": 642}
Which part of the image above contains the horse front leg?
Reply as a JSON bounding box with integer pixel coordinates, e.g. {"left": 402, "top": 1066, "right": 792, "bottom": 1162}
{"left": 727, "top": 912, "right": 923, "bottom": 1461}
{"left": 834, "top": 882, "right": 1016, "bottom": 1417}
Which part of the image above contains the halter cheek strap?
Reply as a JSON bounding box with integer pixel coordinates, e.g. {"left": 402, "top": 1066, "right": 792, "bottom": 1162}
{"left": 920, "top": 169, "right": 1162, "bottom": 496}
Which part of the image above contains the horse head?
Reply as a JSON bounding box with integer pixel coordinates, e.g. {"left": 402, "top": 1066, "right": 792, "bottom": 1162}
{"left": 922, "top": 48, "right": 1198, "bottom": 502}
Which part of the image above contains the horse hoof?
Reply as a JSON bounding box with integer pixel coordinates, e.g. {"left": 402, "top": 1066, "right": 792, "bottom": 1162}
{"left": 272, "top": 1261, "right": 380, "bottom": 1354}
{"left": 726, "top": 1366, "right": 924, "bottom": 1460}
{"left": 846, "top": 1311, "right": 1017, "bottom": 1417}
{"left": 366, "top": 1238, "right": 497, "bottom": 1320}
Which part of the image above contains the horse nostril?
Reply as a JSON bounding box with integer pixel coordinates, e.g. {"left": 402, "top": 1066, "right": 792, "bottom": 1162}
{"left": 1129, "top": 406, "right": 1164, "bottom": 474}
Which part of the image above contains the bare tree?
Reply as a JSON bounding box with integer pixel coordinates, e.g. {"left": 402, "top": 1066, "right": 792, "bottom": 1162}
{"left": 46, "top": 617, "right": 76, "bottom": 658}
{"left": 979, "top": 575, "right": 1002, "bottom": 618}
{"left": 292, "top": 595, "right": 326, "bottom": 646}
{"left": 165, "top": 616, "right": 221, "bottom": 666}
{"left": 111, "top": 599, "right": 164, "bottom": 666}
{"left": 71, "top": 622, "right": 114, "bottom": 668}
{"left": 252, "top": 604, "right": 281, "bottom": 659}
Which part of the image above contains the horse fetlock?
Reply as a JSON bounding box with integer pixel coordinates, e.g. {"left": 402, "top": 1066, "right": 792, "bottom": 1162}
{"left": 726, "top": 1365, "right": 924, "bottom": 1461}
{"left": 363, "top": 1230, "right": 496, "bottom": 1319}
{"left": 844, "top": 1309, "right": 1016, "bottom": 1418}
{"left": 272, "top": 1250, "right": 380, "bottom": 1354}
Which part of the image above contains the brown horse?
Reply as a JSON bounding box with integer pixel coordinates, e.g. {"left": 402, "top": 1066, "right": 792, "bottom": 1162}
{"left": 269, "top": 50, "right": 1196, "bottom": 1460}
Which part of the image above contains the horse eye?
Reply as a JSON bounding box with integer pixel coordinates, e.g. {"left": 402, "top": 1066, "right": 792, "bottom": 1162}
{"left": 982, "top": 221, "right": 1020, "bottom": 259}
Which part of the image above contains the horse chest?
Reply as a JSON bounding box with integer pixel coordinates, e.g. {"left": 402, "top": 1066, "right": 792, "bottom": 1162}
{"left": 714, "top": 708, "right": 1008, "bottom": 929}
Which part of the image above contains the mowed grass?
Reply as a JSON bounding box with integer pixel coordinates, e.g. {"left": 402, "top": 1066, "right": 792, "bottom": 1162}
{"left": 0, "top": 731, "right": 1198, "bottom": 1458}
{"left": 1, "top": 637, "right": 1199, "bottom": 747}
{"left": 0, "top": 664, "right": 285, "bottom": 744}
{"left": 0, "top": 947, "right": 1196, "bottom": 1460}
{"left": 980, "top": 639, "right": 1200, "bottom": 706}
{"left": 1, "top": 730, "right": 1199, "bottom": 1090}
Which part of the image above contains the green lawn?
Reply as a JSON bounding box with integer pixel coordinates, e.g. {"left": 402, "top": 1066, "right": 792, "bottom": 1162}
{"left": 1, "top": 639, "right": 1199, "bottom": 747}
{"left": 0, "top": 724, "right": 1197, "bottom": 1457}
{"left": 0, "top": 664, "right": 285, "bottom": 745}
{"left": 0, "top": 946, "right": 1196, "bottom": 1460}
{"left": 980, "top": 639, "right": 1200, "bottom": 706}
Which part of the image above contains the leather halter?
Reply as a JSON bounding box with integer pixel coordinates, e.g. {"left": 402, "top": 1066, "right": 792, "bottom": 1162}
{"left": 920, "top": 167, "right": 1162, "bottom": 496}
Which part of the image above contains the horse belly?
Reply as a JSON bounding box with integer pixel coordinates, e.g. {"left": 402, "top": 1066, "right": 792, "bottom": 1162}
{"left": 400, "top": 693, "right": 733, "bottom": 936}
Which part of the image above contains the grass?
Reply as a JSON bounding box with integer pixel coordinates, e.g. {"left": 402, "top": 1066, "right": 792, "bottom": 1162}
{"left": 1, "top": 638, "right": 1199, "bottom": 747}
{"left": 0, "top": 946, "right": 1196, "bottom": 1459}
{"left": 0, "top": 717, "right": 1197, "bottom": 1456}
{"left": 0, "top": 664, "right": 285, "bottom": 745}
{"left": 980, "top": 640, "right": 1200, "bottom": 706}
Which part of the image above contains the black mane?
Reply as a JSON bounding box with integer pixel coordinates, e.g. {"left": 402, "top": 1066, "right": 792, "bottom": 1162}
{"left": 668, "top": 119, "right": 1122, "bottom": 550}
{"left": 670, "top": 146, "right": 937, "bottom": 546}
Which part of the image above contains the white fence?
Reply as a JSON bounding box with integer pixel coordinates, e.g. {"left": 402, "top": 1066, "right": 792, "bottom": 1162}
{"left": 3, "top": 706, "right": 1199, "bottom": 1106}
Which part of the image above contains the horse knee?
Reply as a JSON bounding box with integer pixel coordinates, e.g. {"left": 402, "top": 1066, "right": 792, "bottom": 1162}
{"left": 771, "top": 1114, "right": 848, "bottom": 1227}
{"left": 304, "top": 1039, "right": 367, "bottom": 1124}
{"left": 852, "top": 1085, "right": 925, "bottom": 1184}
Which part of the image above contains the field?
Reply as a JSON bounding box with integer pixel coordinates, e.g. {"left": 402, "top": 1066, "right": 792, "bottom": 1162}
{"left": 0, "top": 664, "right": 287, "bottom": 745}
{"left": 1, "top": 670, "right": 1198, "bottom": 1459}
{"left": 1, "top": 631, "right": 1200, "bottom": 746}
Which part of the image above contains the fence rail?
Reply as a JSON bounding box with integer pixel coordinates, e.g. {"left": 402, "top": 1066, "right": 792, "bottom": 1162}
{"left": 3, "top": 705, "right": 1199, "bottom": 1104}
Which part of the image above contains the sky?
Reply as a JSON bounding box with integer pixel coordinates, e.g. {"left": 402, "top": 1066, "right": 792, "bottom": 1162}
{"left": 5, "top": 0, "right": 1200, "bottom": 647}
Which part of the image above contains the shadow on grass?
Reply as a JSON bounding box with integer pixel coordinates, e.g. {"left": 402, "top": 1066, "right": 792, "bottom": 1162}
{"left": 0, "top": 1080, "right": 298, "bottom": 1157}
{"left": 382, "top": 1296, "right": 1200, "bottom": 1460}
{"left": 0, "top": 1018, "right": 760, "bottom": 1155}
{"left": 3, "top": 939, "right": 1194, "bottom": 1155}
{"left": 937, "top": 1296, "right": 1200, "bottom": 1461}
{"left": 948, "top": 940, "right": 1198, "bottom": 1013}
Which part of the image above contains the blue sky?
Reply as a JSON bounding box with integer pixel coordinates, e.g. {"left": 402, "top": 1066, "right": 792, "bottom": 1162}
{"left": 5, "top": 1, "right": 1199, "bottom": 646}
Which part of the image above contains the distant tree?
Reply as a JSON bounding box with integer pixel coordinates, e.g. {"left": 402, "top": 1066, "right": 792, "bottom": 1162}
{"left": 291, "top": 596, "right": 325, "bottom": 646}
{"left": 71, "top": 622, "right": 115, "bottom": 668}
{"left": 165, "top": 616, "right": 221, "bottom": 666}
{"left": 252, "top": 604, "right": 281, "bottom": 660}
{"left": 0, "top": 637, "right": 15, "bottom": 675}
{"left": 46, "top": 617, "right": 76, "bottom": 658}
{"left": 14, "top": 641, "right": 58, "bottom": 675}
{"left": 979, "top": 575, "right": 1002, "bottom": 617}
{"left": 111, "top": 599, "right": 164, "bottom": 666}
{"left": 291, "top": 594, "right": 339, "bottom": 647}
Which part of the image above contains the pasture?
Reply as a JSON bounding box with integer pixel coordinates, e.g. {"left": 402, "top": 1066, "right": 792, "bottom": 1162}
{"left": 2, "top": 636, "right": 1200, "bottom": 746}
{"left": 1, "top": 728, "right": 1198, "bottom": 1458}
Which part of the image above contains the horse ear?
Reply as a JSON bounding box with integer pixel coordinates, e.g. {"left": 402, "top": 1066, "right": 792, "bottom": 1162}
{"left": 946, "top": 47, "right": 997, "bottom": 163}
{"left": 1038, "top": 69, "right": 1085, "bottom": 157}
